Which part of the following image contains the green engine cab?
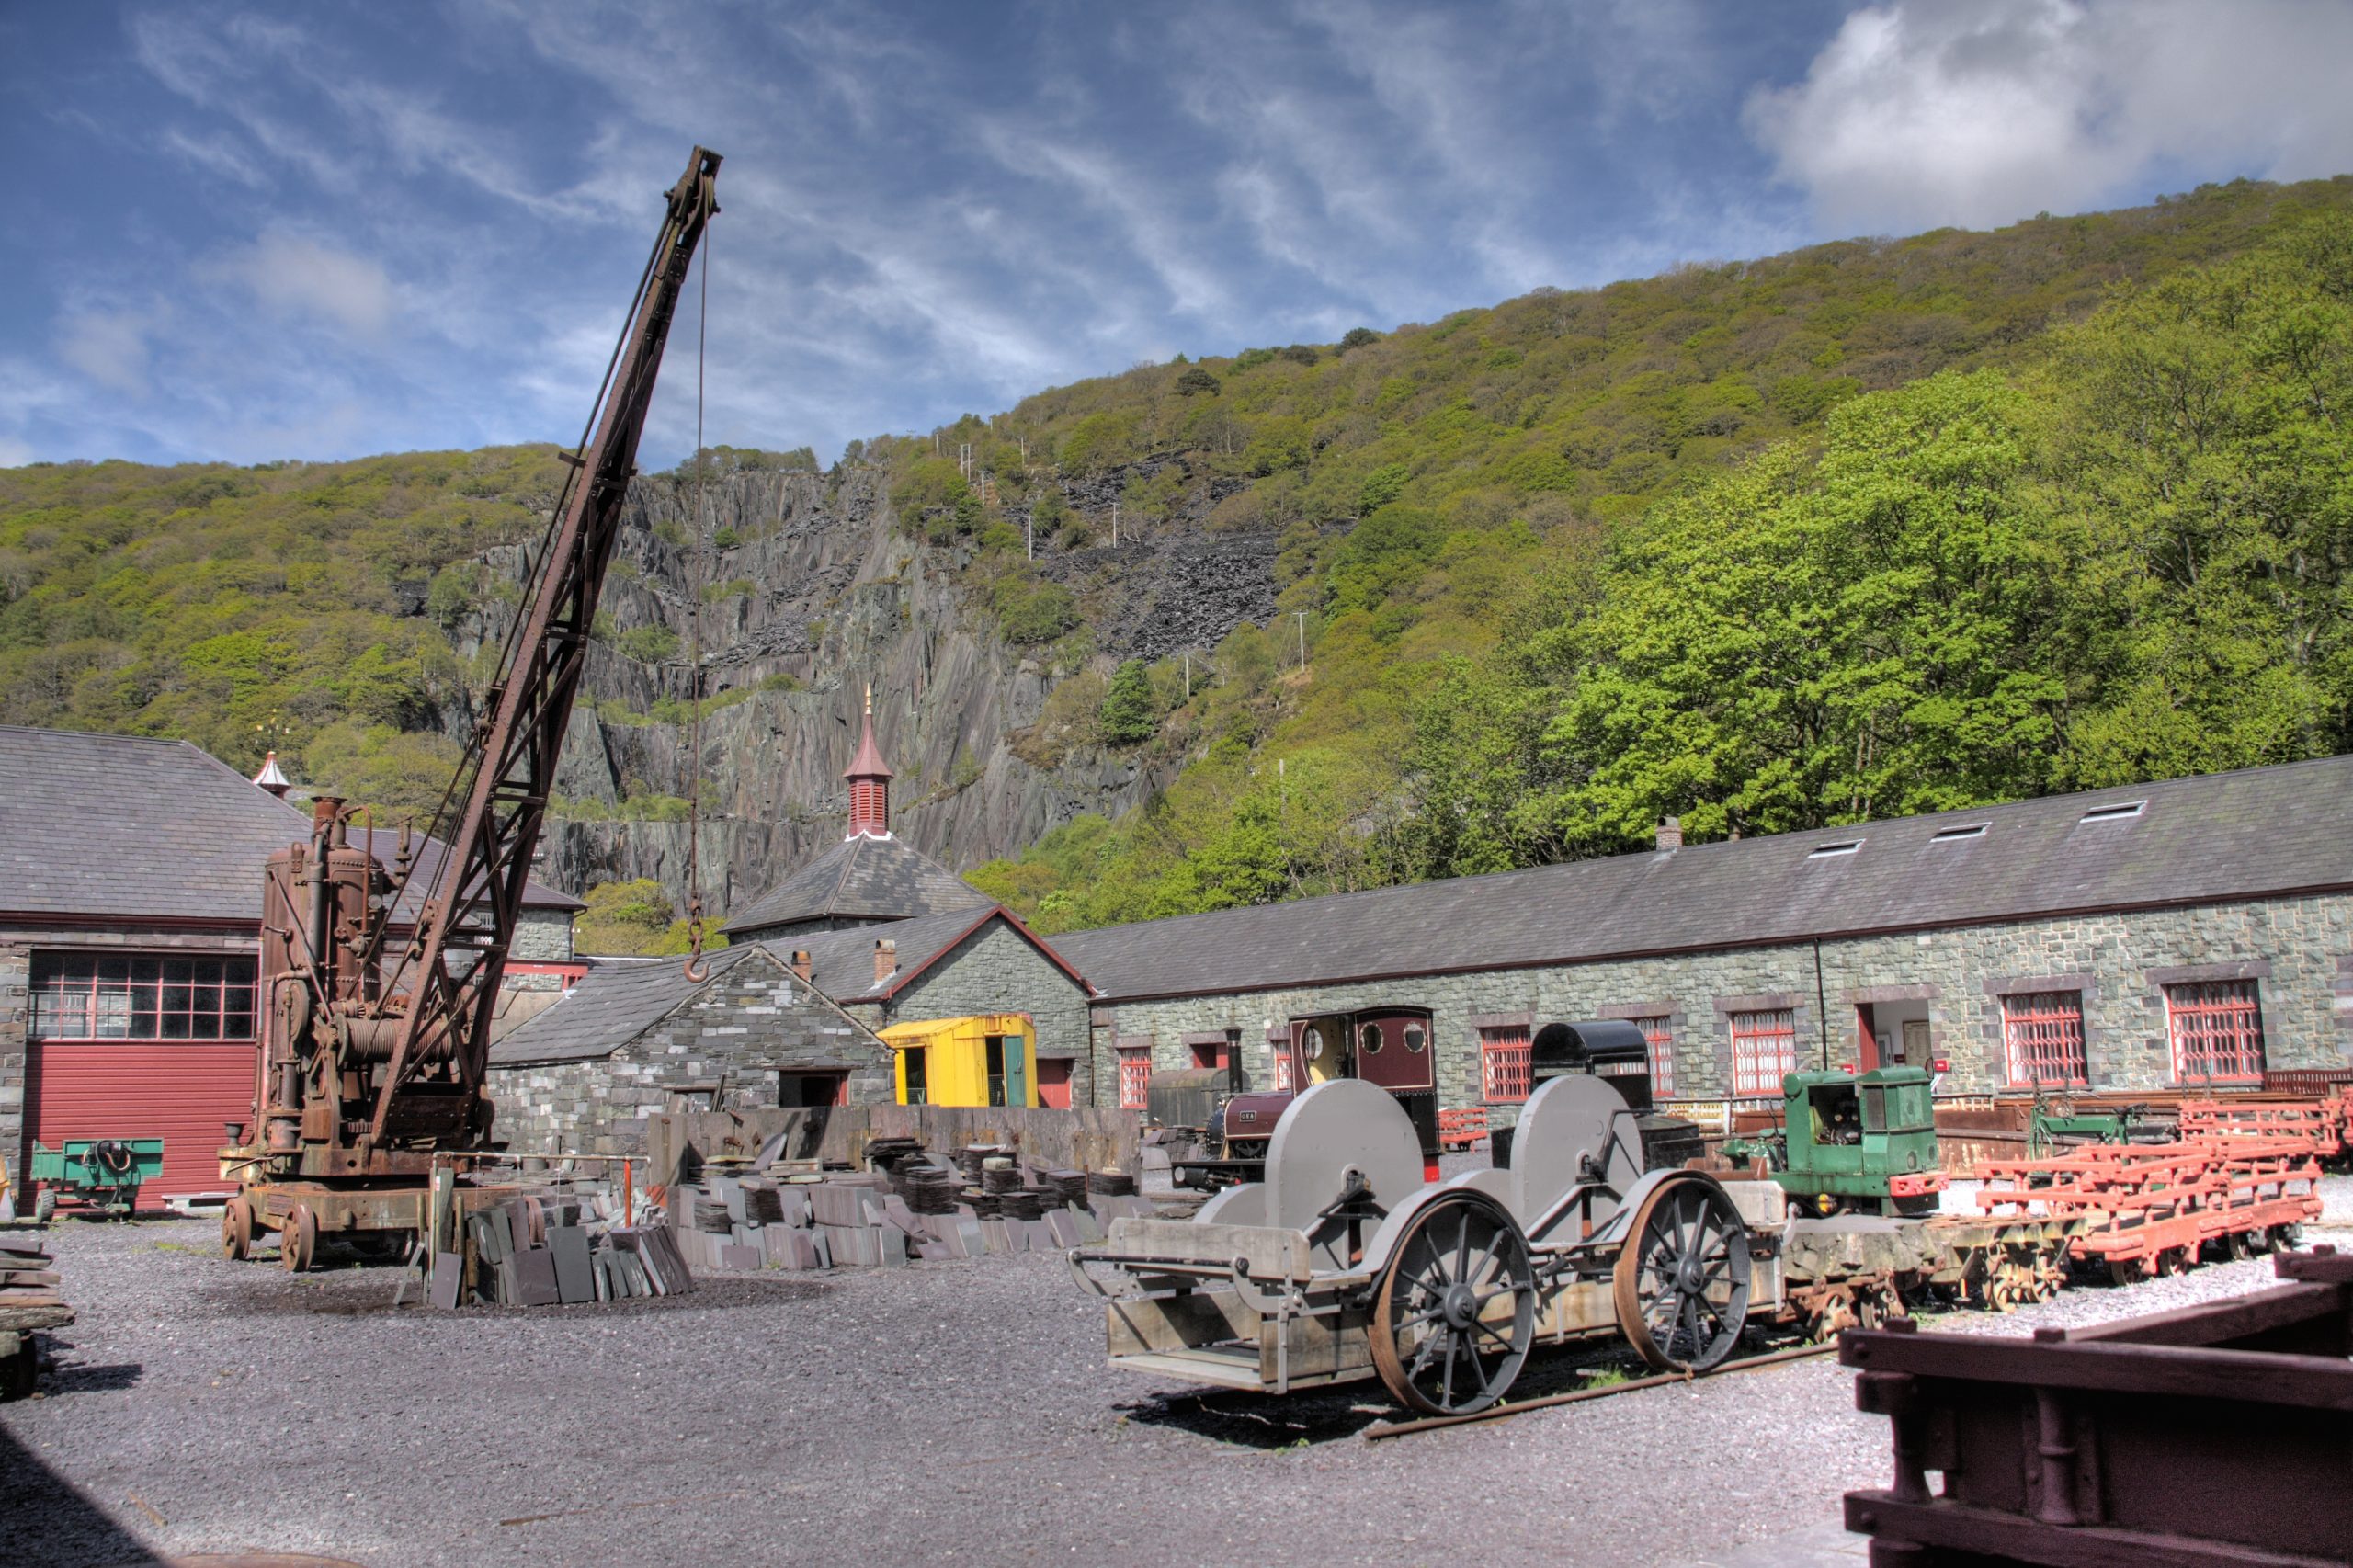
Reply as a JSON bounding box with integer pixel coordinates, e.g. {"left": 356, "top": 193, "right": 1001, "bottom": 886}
{"left": 28, "top": 1137, "right": 164, "bottom": 1221}
{"left": 1775, "top": 1069, "right": 1944, "bottom": 1217}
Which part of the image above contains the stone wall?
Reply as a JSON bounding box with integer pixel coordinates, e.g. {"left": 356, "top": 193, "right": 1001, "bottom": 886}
{"left": 868, "top": 920, "right": 1097, "bottom": 1108}
{"left": 1093, "top": 892, "right": 2353, "bottom": 1118}
{"left": 488, "top": 947, "right": 893, "bottom": 1156}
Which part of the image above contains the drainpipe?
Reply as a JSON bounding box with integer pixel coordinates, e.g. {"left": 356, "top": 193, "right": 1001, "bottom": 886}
{"left": 1813, "top": 938, "right": 1830, "bottom": 1070}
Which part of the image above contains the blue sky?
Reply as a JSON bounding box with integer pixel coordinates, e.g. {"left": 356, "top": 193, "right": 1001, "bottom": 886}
{"left": 5, "top": 0, "right": 2351, "bottom": 471}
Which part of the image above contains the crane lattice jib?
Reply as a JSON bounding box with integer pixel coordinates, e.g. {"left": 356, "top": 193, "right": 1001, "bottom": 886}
{"left": 369, "top": 147, "right": 722, "bottom": 1143}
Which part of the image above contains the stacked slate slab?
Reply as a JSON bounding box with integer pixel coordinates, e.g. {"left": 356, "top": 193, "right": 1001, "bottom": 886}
{"left": 660, "top": 1144, "right": 1164, "bottom": 1278}
{"left": 438, "top": 1190, "right": 693, "bottom": 1309}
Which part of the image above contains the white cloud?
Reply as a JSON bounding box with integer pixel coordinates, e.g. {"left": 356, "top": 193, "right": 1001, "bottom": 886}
{"left": 208, "top": 233, "right": 399, "bottom": 338}
{"left": 56, "top": 310, "right": 158, "bottom": 396}
{"left": 1747, "top": 0, "right": 2353, "bottom": 234}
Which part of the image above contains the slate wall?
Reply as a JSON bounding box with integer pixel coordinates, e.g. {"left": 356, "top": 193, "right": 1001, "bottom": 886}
{"left": 1094, "top": 892, "right": 2353, "bottom": 1118}
{"left": 488, "top": 949, "right": 894, "bottom": 1156}
{"left": 870, "top": 921, "right": 1097, "bottom": 1108}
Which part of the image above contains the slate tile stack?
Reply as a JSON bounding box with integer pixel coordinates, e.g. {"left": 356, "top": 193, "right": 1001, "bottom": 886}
{"left": 433, "top": 1189, "right": 692, "bottom": 1309}
{"left": 660, "top": 1141, "right": 1166, "bottom": 1279}
{"left": 0, "top": 1235, "right": 72, "bottom": 1401}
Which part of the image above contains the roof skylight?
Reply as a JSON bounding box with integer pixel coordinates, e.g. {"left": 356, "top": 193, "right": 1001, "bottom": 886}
{"left": 1931, "top": 824, "right": 1989, "bottom": 842}
{"left": 2079, "top": 801, "right": 2146, "bottom": 823}
{"left": 1807, "top": 839, "right": 1863, "bottom": 858}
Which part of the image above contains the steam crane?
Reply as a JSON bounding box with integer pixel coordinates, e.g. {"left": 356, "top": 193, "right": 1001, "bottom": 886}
{"left": 219, "top": 148, "right": 722, "bottom": 1269}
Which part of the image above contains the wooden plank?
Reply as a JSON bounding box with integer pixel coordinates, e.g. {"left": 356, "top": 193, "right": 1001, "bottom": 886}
{"left": 1841, "top": 1329, "right": 2353, "bottom": 1410}
{"left": 2068, "top": 1281, "right": 2347, "bottom": 1347}
{"left": 1845, "top": 1492, "right": 2339, "bottom": 1568}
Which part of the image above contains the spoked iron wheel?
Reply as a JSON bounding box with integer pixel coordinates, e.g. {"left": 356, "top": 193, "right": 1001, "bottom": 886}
{"left": 1613, "top": 1174, "right": 1751, "bottom": 1372}
{"left": 1369, "top": 1192, "right": 1535, "bottom": 1415}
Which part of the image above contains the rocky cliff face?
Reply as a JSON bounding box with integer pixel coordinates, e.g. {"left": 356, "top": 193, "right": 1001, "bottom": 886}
{"left": 479, "top": 461, "right": 1277, "bottom": 918}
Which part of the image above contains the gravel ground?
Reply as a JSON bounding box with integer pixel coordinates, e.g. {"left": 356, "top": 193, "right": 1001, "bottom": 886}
{"left": 6, "top": 1177, "right": 2348, "bottom": 1568}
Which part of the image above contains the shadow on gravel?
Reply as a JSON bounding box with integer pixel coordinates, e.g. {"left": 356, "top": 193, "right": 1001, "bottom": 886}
{"left": 42, "top": 1361, "right": 144, "bottom": 1394}
{"left": 197, "top": 1266, "right": 838, "bottom": 1319}
{"left": 1120, "top": 1340, "right": 1656, "bottom": 1449}
{"left": 0, "top": 1424, "right": 164, "bottom": 1566}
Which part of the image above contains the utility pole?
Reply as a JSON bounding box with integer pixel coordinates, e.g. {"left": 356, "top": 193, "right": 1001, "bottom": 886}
{"left": 1183, "top": 650, "right": 1191, "bottom": 700}
{"left": 1295, "top": 610, "right": 1307, "bottom": 672}
{"left": 1025, "top": 509, "right": 1033, "bottom": 561}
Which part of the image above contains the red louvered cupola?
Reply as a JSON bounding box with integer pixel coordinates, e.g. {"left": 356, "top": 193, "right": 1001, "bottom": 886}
{"left": 845, "top": 686, "right": 895, "bottom": 840}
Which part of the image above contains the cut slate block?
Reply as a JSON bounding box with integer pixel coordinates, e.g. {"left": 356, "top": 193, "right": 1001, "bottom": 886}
{"left": 755, "top": 1131, "right": 790, "bottom": 1170}
{"left": 875, "top": 1225, "right": 906, "bottom": 1266}
{"left": 1070, "top": 1206, "right": 1107, "bottom": 1244}
{"left": 999, "top": 1219, "right": 1029, "bottom": 1253}
{"left": 721, "top": 1243, "right": 762, "bottom": 1271}
{"left": 476, "top": 1206, "right": 513, "bottom": 1264}
{"left": 881, "top": 1196, "right": 919, "bottom": 1233}
{"left": 493, "top": 1256, "right": 521, "bottom": 1306}
{"left": 429, "top": 1252, "right": 463, "bottom": 1310}
{"left": 806, "top": 1228, "right": 832, "bottom": 1269}
{"left": 590, "top": 1251, "right": 612, "bottom": 1302}
{"left": 718, "top": 1177, "right": 747, "bottom": 1224}
{"left": 810, "top": 1185, "right": 866, "bottom": 1229}
{"left": 955, "top": 1220, "right": 985, "bottom": 1259}
{"left": 514, "top": 1246, "right": 561, "bottom": 1307}
{"left": 776, "top": 1188, "right": 811, "bottom": 1229}
{"left": 818, "top": 1224, "right": 860, "bottom": 1265}
{"left": 1024, "top": 1220, "right": 1055, "bottom": 1251}
{"left": 916, "top": 1240, "right": 951, "bottom": 1261}
{"left": 551, "top": 1226, "right": 595, "bottom": 1304}
{"left": 1042, "top": 1210, "right": 1082, "bottom": 1249}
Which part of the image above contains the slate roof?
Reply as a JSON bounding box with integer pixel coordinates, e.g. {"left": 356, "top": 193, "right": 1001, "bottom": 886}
{"left": 1051, "top": 756, "right": 2353, "bottom": 1004}
{"left": 0, "top": 725, "right": 581, "bottom": 924}
{"left": 722, "top": 832, "right": 991, "bottom": 937}
{"left": 486, "top": 951, "right": 765, "bottom": 1067}
{"left": 760, "top": 903, "right": 1090, "bottom": 1004}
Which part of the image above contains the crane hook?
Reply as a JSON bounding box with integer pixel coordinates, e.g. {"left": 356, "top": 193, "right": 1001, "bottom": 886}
{"left": 681, "top": 904, "right": 710, "bottom": 983}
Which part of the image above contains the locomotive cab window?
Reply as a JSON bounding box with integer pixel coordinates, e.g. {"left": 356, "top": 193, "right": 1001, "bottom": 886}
{"left": 1404, "top": 1024, "right": 1426, "bottom": 1053}
{"left": 1359, "top": 1022, "right": 1384, "bottom": 1055}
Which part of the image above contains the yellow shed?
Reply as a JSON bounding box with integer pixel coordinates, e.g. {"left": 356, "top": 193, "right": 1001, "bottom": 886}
{"left": 880, "top": 1014, "right": 1040, "bottom": 1108}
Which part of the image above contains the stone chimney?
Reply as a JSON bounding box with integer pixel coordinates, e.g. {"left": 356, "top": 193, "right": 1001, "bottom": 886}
{"left": 790, "top": 949, "right": 813, "bottom": 982}
{"left": 1655, "top": 815, "right": 1683, "bottom": 851}
{"left": 872, "top": 937, "right": 897, "bottom": 986}
{"left": 844, "top": 685, "right": 896, "bottom": 841}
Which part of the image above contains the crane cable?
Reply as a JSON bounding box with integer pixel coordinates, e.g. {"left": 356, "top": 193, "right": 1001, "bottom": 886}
{"left": 682, "top": 216, "right": 712, "bottom": 983}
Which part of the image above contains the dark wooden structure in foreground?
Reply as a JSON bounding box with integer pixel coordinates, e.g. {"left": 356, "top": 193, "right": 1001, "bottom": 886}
{"left": 1842, "top": 1246, "right": 2353, "bottom": 1566}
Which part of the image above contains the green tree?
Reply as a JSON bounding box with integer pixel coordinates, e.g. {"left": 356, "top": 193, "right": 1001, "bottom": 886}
{"left": 1098, "top": 658, "right": 1158, "bottom": 744}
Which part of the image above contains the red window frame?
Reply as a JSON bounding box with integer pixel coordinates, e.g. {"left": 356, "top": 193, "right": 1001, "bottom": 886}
{"left": 2165, "top": 980, "right": 2265, "bottom": 1085}
{"left": 1480, "top": 1027, "right": 1531, "bottom": 1104}
{"left": 1188, "top": 1040, "right": 1229, "bottom": 1071}
{"left": 1116, "top": 1045, "right": 1153, "bottom": 1110}
{"left": 29, "top": 952, "right": 256, "bottom": 1042}
{"left": 1269, "top": 1042, "right": 1295, "bottom": 1094}
{"left": 1631, "top": 1016, "right": 1676, "bottom": 1097}
{"left": 2001, "top": 991, "right": 2087, "bottom": 1087}
{"left": 1730, "top": 1008, "right": 1797, "bottom": 1098}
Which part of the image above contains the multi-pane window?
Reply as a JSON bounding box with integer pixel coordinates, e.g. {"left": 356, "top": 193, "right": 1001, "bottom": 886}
{"left": 1480, "top": 1026, "right": 1532, "bottom": 1104}
{"left": 2002, "top": 991, "right": 2087, "bottom": 1086}
{"left": 1632, "top": 1017, "right": 1676, "bottom": 1097}
{"left": 1730, "top": 1008, "right": 1798, "bottom": 1098}
{"left": 2165, "top": 980, "right": 2266, "bottom": 1085}
{"left": 1116, "top": 1046, "right": 1154, "bottom": 1109}
{"left": 1269, "top": 1042, "right": 1295, "bottom": 1093}
{"left": 29, "top": 953, "right": 256, "bottom": 1041}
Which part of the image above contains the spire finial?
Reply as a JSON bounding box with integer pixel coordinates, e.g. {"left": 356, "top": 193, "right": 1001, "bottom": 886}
{"left": 864, "top": 684, "right": 872, "bottom": 717}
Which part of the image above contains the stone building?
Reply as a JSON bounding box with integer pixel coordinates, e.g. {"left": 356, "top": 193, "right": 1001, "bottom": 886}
{"left": 1053, "top": 757, "right": 2353, "bottom": 1119}
{"left": 0, "top": 726, "right": 581, "bottom": 1206}
{"left": 487, "top": 699, "right": 1101, "bottom": 1152}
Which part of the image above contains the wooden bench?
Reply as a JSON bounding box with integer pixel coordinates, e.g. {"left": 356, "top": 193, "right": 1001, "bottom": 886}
{"left": 1437, "top": 1107, "right": 1489, "bottom": 1152}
